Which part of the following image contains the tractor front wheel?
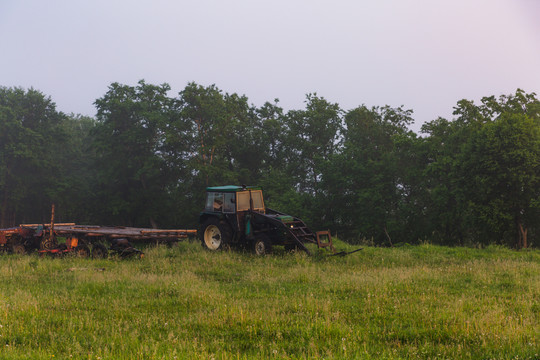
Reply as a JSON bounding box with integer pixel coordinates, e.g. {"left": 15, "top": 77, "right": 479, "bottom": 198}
{"left": 253, "top": 235, "right": 272, "bottom": 256}
{"left": 201, "top": 218, "right": 231, "bottom": 251}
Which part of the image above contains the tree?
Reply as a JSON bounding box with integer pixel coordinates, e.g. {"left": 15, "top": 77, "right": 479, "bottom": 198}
{"left": 460, "top": 112, "right": 540, "bottom": 247}
{"left": 422, "top": 89, "right": 540, "bottom": 247}
{"left": 175, "top": 83, "right": 253, "bottom": 185}
{"left": 92, "top": 80, "right": 176, "bottom": 227}
{"left": 323, "top": 105, "right": 416, "bottom": 243}
{"left": 55, "top": 114, "right": 98, "bottom": 223}
{"left": 283, "top": 94, "right": 343, "bottom": 194}
{"left": 0, "top": 87, "right": 69, "bottom": 227}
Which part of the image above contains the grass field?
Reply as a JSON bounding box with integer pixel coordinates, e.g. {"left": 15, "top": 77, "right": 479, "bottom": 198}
{"left": 0, "top": 240, "right": 539, "bottom": 359}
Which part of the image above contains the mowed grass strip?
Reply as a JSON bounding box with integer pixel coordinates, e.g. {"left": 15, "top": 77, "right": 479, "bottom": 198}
{"left": 0, "top": 242, "right": 538, "bottom": 359}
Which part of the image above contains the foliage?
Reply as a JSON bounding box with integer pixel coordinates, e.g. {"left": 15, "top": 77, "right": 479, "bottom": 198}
{"left": 421, "top": 89, "right": 540, "bottom": 247}
{"left": 92, "top": 81, "right": 176, "bottom": 227}
{"left": 322, "top": 105, "right": 416, "bottom": 243}
{"left": 0, "top": 87, "right": 90, "bottom": 227}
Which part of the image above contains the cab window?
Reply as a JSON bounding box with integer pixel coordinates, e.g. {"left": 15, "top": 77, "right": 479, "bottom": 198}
{"left": 223, "top": 193, "right": 236, "bottom": 213}
{"left": 205, "top": 193, "right": 214, "bottom": 211}
{"left": 205, "top": 192, "right": 224, "bottom": 212}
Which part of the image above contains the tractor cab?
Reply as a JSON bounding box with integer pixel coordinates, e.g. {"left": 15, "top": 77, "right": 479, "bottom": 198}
{"left": 204, "top": 185, "right": 265, "bottom": 215}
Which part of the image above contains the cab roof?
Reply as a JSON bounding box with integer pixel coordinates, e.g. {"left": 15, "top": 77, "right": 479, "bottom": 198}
{"left": 206, "top": 185, "right": 262, "bottom": 193}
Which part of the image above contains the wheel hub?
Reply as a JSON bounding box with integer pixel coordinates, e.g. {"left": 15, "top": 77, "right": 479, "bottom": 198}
{"left": 255, "top": 241, "right": 265, "bottom": 255}
{"left": 204, "top": 225, "right": 222, "bottom": 250}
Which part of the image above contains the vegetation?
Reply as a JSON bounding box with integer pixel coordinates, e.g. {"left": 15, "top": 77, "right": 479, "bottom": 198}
{"left": 0, "top": 243, "right": 538, "bottom": 359}
{"left": 1, "top": 83, "right": 540, "bottom": 248}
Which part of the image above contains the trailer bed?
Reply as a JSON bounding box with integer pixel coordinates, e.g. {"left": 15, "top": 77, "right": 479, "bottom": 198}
{"left": 26, "top": 224, "right": 197, "bottom": 241}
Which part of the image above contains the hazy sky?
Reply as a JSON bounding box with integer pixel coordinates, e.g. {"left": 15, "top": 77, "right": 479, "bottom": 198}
{"left": 1, "top": 0, "right": 539, "bottom": 132}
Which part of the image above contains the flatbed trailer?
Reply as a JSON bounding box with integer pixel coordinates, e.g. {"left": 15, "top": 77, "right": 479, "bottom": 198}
{"left": 29, "top": 224, "right": 197, "bottom": 241}
{"left": 0, "top": 223, "right": 197, "bottom": 258}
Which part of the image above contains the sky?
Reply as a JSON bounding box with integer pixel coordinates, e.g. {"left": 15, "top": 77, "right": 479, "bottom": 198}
{"left": 1, "top": 0, "right": 539, "bottom": 132}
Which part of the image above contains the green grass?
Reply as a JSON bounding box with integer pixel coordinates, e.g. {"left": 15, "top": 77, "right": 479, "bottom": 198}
{"left": 0, "top": 241, "right": 539, "bottom": 359}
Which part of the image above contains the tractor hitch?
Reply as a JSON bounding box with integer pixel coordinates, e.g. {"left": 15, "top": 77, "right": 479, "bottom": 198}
{"left": 329, "top": 247, "right": 363, "bottom": 257}
{"left": 316, "top": 230, "right": 363, "bottom": 256}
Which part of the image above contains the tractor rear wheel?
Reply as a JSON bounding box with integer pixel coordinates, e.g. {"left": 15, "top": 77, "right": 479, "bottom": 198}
{"left": 253, "top": 234, "right": 272, "bottom": 255}
{"left": 201, "top": 218, "right": 231, "bottom": 251}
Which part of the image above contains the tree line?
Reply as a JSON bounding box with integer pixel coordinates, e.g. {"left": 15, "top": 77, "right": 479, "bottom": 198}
{"left": 1, "top": 82, "right": 539, "bottom": 248}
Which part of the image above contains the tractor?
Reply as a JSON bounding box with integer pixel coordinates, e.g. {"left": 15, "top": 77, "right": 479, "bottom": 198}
{"left": 199, "top": 185, "right": 334, "bottom": 255}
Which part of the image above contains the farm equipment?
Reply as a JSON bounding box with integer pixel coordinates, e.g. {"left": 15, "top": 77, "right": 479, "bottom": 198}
{"left": 199, "top": 185, "right": 337, "bottom": 255}
{"left": 0, "top": 223, "right": 196, "bottom": 258}
{"left": 0, "top": 226, "right": 37, "bottom": 254}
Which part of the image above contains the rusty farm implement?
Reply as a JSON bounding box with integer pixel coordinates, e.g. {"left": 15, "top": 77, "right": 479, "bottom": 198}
{"left": 0, "top": 206, "right": 196, "bottom": 258}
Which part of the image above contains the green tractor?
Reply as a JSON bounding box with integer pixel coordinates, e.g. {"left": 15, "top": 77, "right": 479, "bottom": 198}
{"left": 199, "top": 185, "right": 334, "bottom": 255}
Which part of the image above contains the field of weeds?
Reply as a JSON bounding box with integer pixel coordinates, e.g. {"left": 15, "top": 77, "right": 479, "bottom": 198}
{"left": 0, "top": 241, "right": 539, "bottom": 359}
